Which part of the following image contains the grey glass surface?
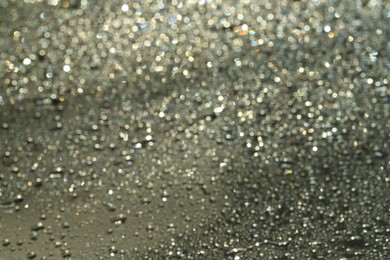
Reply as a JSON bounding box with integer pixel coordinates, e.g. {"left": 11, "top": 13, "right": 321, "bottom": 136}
{"left": 0, "top": 0, "right": 389, "bottom": 259}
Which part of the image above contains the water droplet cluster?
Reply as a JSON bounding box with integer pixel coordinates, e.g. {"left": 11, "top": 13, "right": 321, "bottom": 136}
{"left": 0, "top": 0, "right": 389, "bottom": 258}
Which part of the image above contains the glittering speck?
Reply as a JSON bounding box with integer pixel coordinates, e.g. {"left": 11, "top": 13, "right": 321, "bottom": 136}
{"left": 23, "top": 58, "right": 31, "bottom": 66}
{"left": 63, "top": 64, "right": 71, "bottom": 72}
{"left": 121, "top": 4, "right": 129, "bottom": 12}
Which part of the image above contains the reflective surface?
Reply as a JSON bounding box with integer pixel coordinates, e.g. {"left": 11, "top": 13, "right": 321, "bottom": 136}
{"left": 0, "top": 0, "right": 389, "bottom": 259}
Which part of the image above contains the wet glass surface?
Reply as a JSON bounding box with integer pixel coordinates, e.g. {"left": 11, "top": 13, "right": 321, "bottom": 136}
{"left": 0, "top": 0, "right": 389, "bottom": 259}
